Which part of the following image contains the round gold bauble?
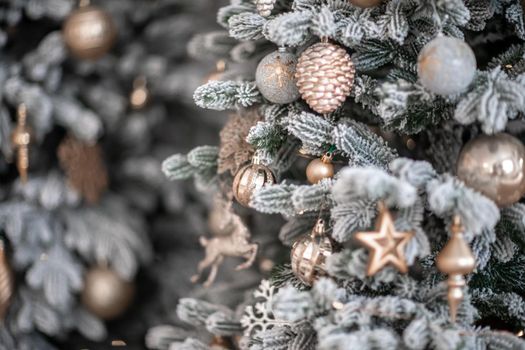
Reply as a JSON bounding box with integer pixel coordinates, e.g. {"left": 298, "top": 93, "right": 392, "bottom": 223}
{"left": 349, "top": 0, "right": 382, "bottom": 7}
{"left": 63, "top": 4, "right": 116, "bottom": 60}
{"left": 295, "top": 42, "right": 355, "bottom": 115}
{"left": 306, "top": 156, "right": 334, "bottom": 184}
{"left": 291, "top": 220, "right": 334, "bottom": 285}
{"left": 457, "top": 133, "right": 525, "bottom": 207}
{"left": 81, "top": 266, "right": 134, "bottom": 320}
{"left": 232, "top": 161, "right": 275, "bottom": 207}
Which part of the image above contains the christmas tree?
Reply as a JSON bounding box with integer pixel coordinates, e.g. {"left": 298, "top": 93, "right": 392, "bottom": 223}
{"left": 0, "top": 0, "right": 222, "bottom": 348}
{"left": 152, "top": 0, "right": 525, "bottom": 349}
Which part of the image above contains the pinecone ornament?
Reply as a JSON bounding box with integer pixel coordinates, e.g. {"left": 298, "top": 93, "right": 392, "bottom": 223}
{"left": 296, "top": 42, "right": 355, "bottom": 115}
{"left": 256, "top": 0, "right": 275, "bottom": 17}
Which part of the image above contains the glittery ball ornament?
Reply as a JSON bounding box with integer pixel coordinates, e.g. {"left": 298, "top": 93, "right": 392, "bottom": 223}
{"left": 306, "top": 153, "right": 334, "bottom": 184}
{"left": 296, "top": 42, "right": 355, "bottom": 115}
{"left": 417, "top": 36, "right": 476, "bottom": 95}
{"left": 82, "top": 266, "right": 134, "bottom": 320}
{"left": 457, "top": 133, "right": 525, "bottom": 207}
{"left": 255, "top": 49, "right": 300, "bottom": 105}
{"left": 232, "top": 153, "right": 275, "bottom": 207}
{"left": 349, "top": 0, "right": 382, "bottom": 7}
{"left": 291, "top": 219, "right": 334, "bottom": 285}
{"left": 63, "top": 1, "right": 116, "bottom": 60}
{"left": 256, "top": 0, "right": 276, "bottom": 17}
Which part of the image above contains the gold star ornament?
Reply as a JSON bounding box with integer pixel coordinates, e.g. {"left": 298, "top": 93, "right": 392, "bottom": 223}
{"left": 354, "top": 202, "right": 414, "bottom": 276}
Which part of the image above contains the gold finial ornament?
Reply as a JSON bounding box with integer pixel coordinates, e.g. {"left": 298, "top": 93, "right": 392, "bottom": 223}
{"left": 436, "top": 216, "right": 476, "bottom": 322}
{"left": 306, "top": 152, "right": 334, "bottom": 184}
{"left": 232, "top": 152, "right": 275, "bottom": 207}
{"left": 354, "top": 202, "right": 414, "bottom": 276}
{"left": 291, "top": 218, "right": 334, "bottom": 285}
{"left": 11, "top": 104, "right": 31, "bottom": 183}
{"left": 130, "top": 76, "right": 149, "bottom": 109}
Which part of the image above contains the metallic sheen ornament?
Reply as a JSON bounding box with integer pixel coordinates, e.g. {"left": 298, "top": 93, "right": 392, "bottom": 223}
{"left": 82, "top": 266, "right": 134, "bottom": 320}
{"left": 63, "top": 1, "right": 116, "bottom": 60}
{"left": 417, "top": 36, "right": 476, "bottom": 95}
{"left": 291, "top": 219, "right": 334, "bottom": 285}
{"left": 354, "top": 202, "right": 414, "bottom": 276}
{"left": 306, "top": 153, "right": 334, "bottom": 184}
{"left": 232, "top": 154, "right": 276, "bottom": 207}
{"left": 0, "top": 241, "right": 13, "bottom": 321}
{"left": 349, "top": 0, "right": 382, "bottom": 7}
{"left": 130, "top": 76, "right": 149, "bottom": 110}
{"left": 296, "top": 42, "right": 355, "bottom": 115}
{"left": 436, "top": 216, "right": 475, "bottom": 322}
{"left": 255, "top": 49, "right": 300, "bottom": 104}
{"left": 456, "top": 133, "right": 525, "bottom": 207}
{"left": 192, "top": 202, "right": 258, "bottom": 287}
{"left": 256, "top": 0, "right": 276, "bottom": 17}
{"left": 11, "top": 104, "right": 31, "bottom": 184}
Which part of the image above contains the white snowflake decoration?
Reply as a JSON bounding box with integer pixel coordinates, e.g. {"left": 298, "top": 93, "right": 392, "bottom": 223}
{"left": 240, "top": 279, "right": 288, "bottom": 336}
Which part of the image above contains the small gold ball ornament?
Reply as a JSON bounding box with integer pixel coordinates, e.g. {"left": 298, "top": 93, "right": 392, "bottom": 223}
{"left": 232, "top": 153, "right": 276, "bottom": 207}
{"left": 63, "top": 0, "right": 116, "bottom": 60}
{"left": 349, "top": 0, "right": 382, "bottom": 7}
{"left": 296, "top": 41, "right": 355, "bottom": 115}
{"left": 436, "top": 216, "right": 476, "bottom": 322}
{"left": 457, "top": 133, "right": 525, "bottom": 207}
{"left": 81, "top": 266, "right": 134, "bottom": 320}
{"left": 11, "top": 104, "right": 31, "bottom": 184}
{"left": 130, "top": 76, "right": 149, "bottom": 110}
{"left": 291, "top": 219, "right": 334, "bottom": 285}
{"left": 306, "top": 153, "right": 334, "bottom": 184}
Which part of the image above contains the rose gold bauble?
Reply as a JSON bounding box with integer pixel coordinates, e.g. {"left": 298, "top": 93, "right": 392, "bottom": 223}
{"left": 457, "top": 133, "right": 525, "bottom": 207}
{"left": 295, "top": 42, "right": 355, "bottom": 115}
{"left": 63, "top": 3, "right": 116, "bottom": 60}
{"left": 349, "top": 0, "right": 382, "bottom": 7}
{"left": 232, "top": 156, "right": 275, "bottom": 207}
{"left": 82, "top": 266, "right": 134, "bottom": 320}
{"left": 306, "top": 155, "right": 334, "bottom": 184}
{"left": 291, "top": 219, "right": 334, "bottom": 285}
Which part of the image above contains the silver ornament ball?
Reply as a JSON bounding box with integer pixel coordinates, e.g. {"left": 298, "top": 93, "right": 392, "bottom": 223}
{"left": 417, "top": 36, "right": 476, "bottom": 95}
{"left": 255, "top": 50, "right": 300, "bottom": 105}
{"left": 457, "top": 133, "right": 525, "bottom": 207}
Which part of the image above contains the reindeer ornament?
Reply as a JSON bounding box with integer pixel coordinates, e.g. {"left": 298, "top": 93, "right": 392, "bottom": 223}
{"left": 191, "top": 200, "right": 258, "bottom": 287}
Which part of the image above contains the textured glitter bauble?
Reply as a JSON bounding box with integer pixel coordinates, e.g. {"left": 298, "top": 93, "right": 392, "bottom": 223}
{"left": 349, "top": 0, "right": 382, "bottom": 7}
{"left": 81, "top": 267, "right": 134, "bottom": 320}
{"left": 63, "top": 4, "right": 116, "bottom": 60}
{"left": 417, "top": 36, "right": 476, "bottom": 95}
{"left": 291, "top": 219, "right": 334, "bottom": 285}
{"left": 255, "top": 0, "right": 276, "bottom": 16}
{"left": 296, "top": 42, "right": 355, "bottom": 115}
{"left": 255, "top": 50, "right": 300, "bottom": 104}
{"left": 306, "top": 155, "right": 334, "bottom": 184}
{"left": 232, "top": 158, "right": 275, "bottom": 207}
{"left": 457, "top": 133, "right": 525, "bottom": 207}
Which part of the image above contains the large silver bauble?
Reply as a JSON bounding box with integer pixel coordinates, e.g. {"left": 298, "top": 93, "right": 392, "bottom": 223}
{"left": 457, "top": 133, "right": 525, "bottom": 207}
{"left": 417, "top": 36, "right": 476, "bottom": 95}
{"left": 255, "top": 50, "right": 300, "bottom": 104}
